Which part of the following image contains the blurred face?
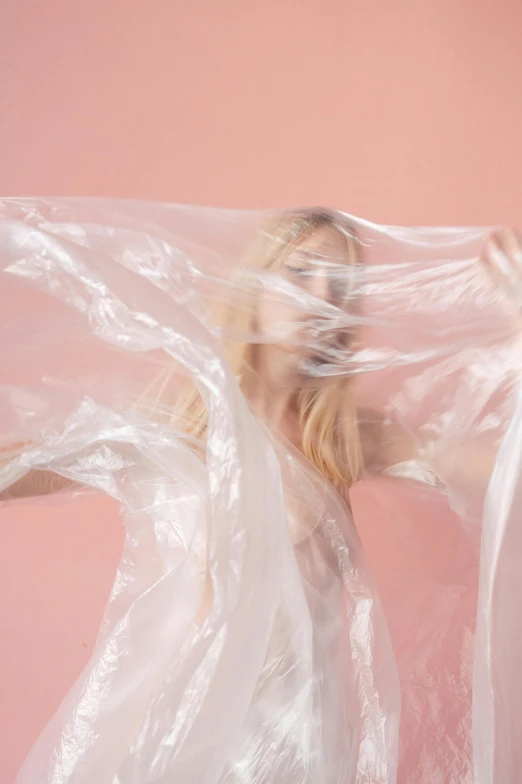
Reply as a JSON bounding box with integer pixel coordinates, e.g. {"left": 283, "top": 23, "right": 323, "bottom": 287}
{"left": 253, "top": 225, "right": 359, "bottom": 390}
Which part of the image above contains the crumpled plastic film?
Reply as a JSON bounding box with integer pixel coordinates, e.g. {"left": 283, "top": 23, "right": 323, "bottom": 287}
{"left": 0, "top": 198, "right": 521, "bottom": 783}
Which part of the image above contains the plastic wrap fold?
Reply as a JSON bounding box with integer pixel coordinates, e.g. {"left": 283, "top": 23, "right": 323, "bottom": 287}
{"left": 1, "top": 199, "right": 521, "bottom": 784}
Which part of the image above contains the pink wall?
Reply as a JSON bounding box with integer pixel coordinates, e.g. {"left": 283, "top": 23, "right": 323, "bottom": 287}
{"left": 1, "top": 1, "right": 522, "bottom": 781}
{"left": 2, "top": 0, "right": 522, "bottom": 225}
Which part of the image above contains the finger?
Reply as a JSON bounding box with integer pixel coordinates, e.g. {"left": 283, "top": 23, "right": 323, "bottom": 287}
{"left": 500, "top": 228, "right": 522, "bottom": 274}
{"left": 484, "top": 233, "right": 518, "bottom": 287}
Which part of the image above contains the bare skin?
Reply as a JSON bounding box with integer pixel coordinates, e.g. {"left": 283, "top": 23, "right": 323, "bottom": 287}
{"left": 0, "top": 463, "right": 74, "bottom": 500}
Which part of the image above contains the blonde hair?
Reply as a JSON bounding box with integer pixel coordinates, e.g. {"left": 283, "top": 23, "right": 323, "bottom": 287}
{"left": 150, "top": 208, "right": 364, "bottom": 491}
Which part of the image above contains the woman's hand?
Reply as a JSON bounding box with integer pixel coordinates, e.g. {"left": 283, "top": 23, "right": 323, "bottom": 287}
{"left": 481, "top": 228, "right": 522, "bottom": 330}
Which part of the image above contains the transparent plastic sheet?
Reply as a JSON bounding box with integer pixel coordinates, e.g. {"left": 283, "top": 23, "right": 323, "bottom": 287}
{"left": 0, "top": 199, "right": 521, "bottom": 783}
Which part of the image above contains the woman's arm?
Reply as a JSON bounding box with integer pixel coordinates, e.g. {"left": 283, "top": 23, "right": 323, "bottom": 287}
{"left": 0, "top": 445, "right": 76, "bottom": 500}
{"left": 0, "top": 470, "right": 76, "bottom": 500}
{"left": 361, "top": 229, "right": 522, "bottom": 494}
{"left": 360, "top": 412, "right": 498, "bottom": 494}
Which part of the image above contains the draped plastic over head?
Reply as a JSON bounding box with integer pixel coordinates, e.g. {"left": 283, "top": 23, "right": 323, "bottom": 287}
{"left": 0, "top": 198, "right": 521, "bottom": 783}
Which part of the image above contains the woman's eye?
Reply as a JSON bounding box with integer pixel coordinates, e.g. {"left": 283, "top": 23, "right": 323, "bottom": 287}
{"left": 286, "top": 264, "right": 310, "bottom": 277}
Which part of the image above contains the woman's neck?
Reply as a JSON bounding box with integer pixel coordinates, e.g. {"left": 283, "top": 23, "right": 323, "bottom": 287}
{"left": 242, "top": 368, "right": 302, "bottom": 450}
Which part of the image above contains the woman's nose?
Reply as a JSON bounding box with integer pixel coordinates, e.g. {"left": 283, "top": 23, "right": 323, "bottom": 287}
{"left": 309, "top": 270, "right": 330, "bottom": 302}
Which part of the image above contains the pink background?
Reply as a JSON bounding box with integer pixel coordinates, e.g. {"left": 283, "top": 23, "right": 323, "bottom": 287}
{"left": 1, "top": 1, "right": 522, "bottom": 781}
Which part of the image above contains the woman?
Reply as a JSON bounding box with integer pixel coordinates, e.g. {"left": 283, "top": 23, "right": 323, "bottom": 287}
{"left": 0, "top": 208, "right": 520, "bottom": 502}
{"left": 3, "top": 207, "right": 522, "bottom": 783}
